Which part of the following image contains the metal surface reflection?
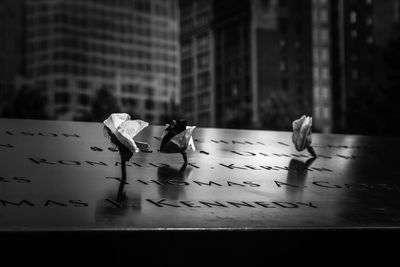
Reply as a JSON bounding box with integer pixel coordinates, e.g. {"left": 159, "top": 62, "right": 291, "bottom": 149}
{"left": 1, "top": 118, "right": 400, "bottom": 230}
{"left": 157, "top": 163, "right": 193, "bottom": 200}
{"left": 285, "top": 157, "right": 316, "bottom": 202}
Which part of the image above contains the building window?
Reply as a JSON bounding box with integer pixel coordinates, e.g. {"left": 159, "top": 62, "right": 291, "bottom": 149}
{"left": 181, "top": 58, "right": 193, "bottom": 74}
{"left": 280, "top": 60, "right": 287, "bottom": 72}
{"left": 181, "top": 18, "right": 194, "bottom": 33}
{"left": 181, "top": 40, "right": 192, "bottom": 56}
{"left": 35, "top": 80, "right": 47, "bottom": 89}
{"left": 77, "top": 80, "right": 90, "bottom": 90}
{"left": 55, "top": 78, "right": 68, "bottom": 88}
{"left": 122, "top": 84, "right": 139, "bottom": 93}
{"left": 55, "top": 92, "right": 70, "bottom": 104}
{"left": 197, "top": 33, "right": 209, "bottom": 49}
{"left": 320, "top": 29, "right": 329, "bottom": 42}
{"left": 321, "top": 87, "right": 329, "bottom": 100}
{"left": 314, "top": 88, "right": 320, "bottom": 100}
{"left": 321, "top": 48, "right": 329, "bottom": 61}
{"left": 366, "top": 16, "right": 373, "bottom": 25}
{"left": 145, "top": 86, "right": 154, "bottom": 96}
{"left": 197, "top": 52, "right": 210, "bottom": 69}
{"left": 228, "top": 82, "right": 239, "bottom": 97}
{"left": 350, "top": 11, "right": 357, "bottom": 24}
{"left": 78, "top": 94, "right": 90, "bottom": 106}
{"left": 320, "top": 9, "right": 328, "bottom": 22}
{"left": 55, "top": 107, "right": 69, "bottom": 116}
{"left": 145, "top": 114, "right": 154, "bottom": 122}
{"left": 321, "top": 67, "right": 330, "bottom": 79}
{"left": 313, "top": 67, "right": 319, "bottom": 80}
{"left": 182, "top": 96, "right": 194, "bottom": 112}
{"left": 314, "top": 106, "right": 321, "bottom": 119}
{"left": 182, "top": 77, "right": 194, "bottom": 94}
{"left": 196, "top": 12, "right": 210, "bottom": 27}
{"left": 198, "top": 92, "right": 210, "bottom": 109}
{"left": 198, "top": 71, "right": 210, "bottom": 88}
{"left": 323, "top": 107, "right": 330, "bottom": 119}
{"left": 145, "top": 99, "right": 154, "bottom": 110}
{"left": 313, "top": 48, "right": 319, "bottom": 62}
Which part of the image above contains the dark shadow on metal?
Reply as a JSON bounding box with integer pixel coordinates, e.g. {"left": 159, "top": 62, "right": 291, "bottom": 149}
{"left": 157, "top": 163, "right": 193, "bottom": 200}
{"left": 95, "top": 127, "right": 139, "bottom": 221}
{"left": 285, "top": 157, "right": 316, "bottom": 201}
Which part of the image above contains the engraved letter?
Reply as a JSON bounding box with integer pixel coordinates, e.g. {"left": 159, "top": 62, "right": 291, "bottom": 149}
{"left": 199, "top": 201, "right": 227, "bottom": 208}
{"left": 313, "top": 181, "right": 342, "bottom": 188}
{"left": 220, "top": 163, "right": 246, "bottom": 170}
{"left": 297, "top": 202, "right": 318, "bottom": 208}
{"left": 69, "top": 200, "right": 89, "bottom": 207}
{"left": 29, "top": 158, "right": 56, "bottom": 165}
{"left": 273, "top": 202, "right": 298, "bottom": 208}
{"left": 227, "top": 201, "right": 255, "bottom": 208}
{"left": 0, "top": 200, "right": 35, "bottom": 207}
{"left": 180, "top": 201, "right": 201, "bottom": 208}
{"left": 193, "top": 180, "right": 222, "bottom": 187}
{"left": 146, "top": 199, "right": 180, "bottom": 208}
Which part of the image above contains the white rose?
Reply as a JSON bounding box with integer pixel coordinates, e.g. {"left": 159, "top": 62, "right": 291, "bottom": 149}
{"left": 104, "top": 113, "right": 149, "bottom": 153}
{"left": 292, "top": 115, "right": 317, "bottom": 157}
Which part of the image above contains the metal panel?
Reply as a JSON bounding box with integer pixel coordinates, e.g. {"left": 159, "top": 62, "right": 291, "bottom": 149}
{"left": 1, "top": 118, "right": 400, "bottom": 231}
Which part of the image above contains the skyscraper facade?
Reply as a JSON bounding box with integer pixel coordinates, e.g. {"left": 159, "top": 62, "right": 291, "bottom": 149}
{"left": 179, "top": 0, "right": 214, "bottom": 127}
{"left": 0, "top": 0, "right": 25, "bottom": 114}
{"left": 20, "top": 0, "right": 179, "bottom": 122}
{"left": 312, "top": 0, "right": 400, "bottom": 133}
{"left": 312, "top": 0, "right": 333, "bottom": 133}
{"left": 180, "top": 0, "right": 313, "bottom": 129}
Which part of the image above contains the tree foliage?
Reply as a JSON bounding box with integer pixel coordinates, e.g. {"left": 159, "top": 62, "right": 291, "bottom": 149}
{"left": 76, "top": 86, "right": 121, "bottom": 122}
{"left": 2, "top": 86, "right": 50, "bottom": 120}
{"left": 259, "top": 91, "right": 308, "bottom": 131}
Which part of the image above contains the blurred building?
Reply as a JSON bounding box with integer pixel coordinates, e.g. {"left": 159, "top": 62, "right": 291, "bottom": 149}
{"left": 17, "top": 0, "right": 179, "bottom": 123}
{"left": 179, "top": 0, "right": 215, "bottom": 127}
{"left": 312, "top": 0, "right": 332, "bottom": 133}
{"left": 0, "top": 0, "right": 25, "bottom": 114}
{"left": 312, "top": 0, "right": 400, "bottom": 133}
{"left": 179, "top": 0, "right": 313, "bottom": 128}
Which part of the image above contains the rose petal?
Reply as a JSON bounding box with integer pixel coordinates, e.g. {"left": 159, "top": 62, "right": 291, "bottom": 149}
{"left": 116, "top": 120, "right": 149, "bottom": 153}
{"left": 169, "top": 126, "right": 196, "bottom": 152}
{"left": 103, "top": 113, "right": 131, "bottom": 135}
{"left": 162, "top": 141, "right": 181, "bottom": 153}
{"left": 292, "top": 115, "right": 313, "bottom": 151}
{"left": 292, "top": 115, "right": 306, "bottom": 146}
{"left": 160, "top": 124, "right": 171, "bottom": 139}
{"left": 103, "top": 113, "right": 149, "bottom": 153}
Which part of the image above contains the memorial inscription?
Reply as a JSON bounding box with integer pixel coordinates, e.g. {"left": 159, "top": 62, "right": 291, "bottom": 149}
{"left": 1, "top": 118, "right": 400, "bottom": 230}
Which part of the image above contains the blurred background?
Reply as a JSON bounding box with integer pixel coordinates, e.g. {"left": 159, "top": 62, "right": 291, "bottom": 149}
{"left": 1, "top": 0, "right": 399, "bottom": 136}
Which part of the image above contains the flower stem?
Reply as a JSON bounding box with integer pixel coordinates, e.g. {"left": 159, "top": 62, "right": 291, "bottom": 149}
{"left": 307, "top": 146, "right": 317, "bottom": 158}
{"left": 181, "top": 151, "right": 188, "bottom": 164}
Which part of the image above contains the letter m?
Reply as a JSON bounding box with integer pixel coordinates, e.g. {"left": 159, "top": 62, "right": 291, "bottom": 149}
{"left": 0, "top": 200, "right": 35, "bottom": 207}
